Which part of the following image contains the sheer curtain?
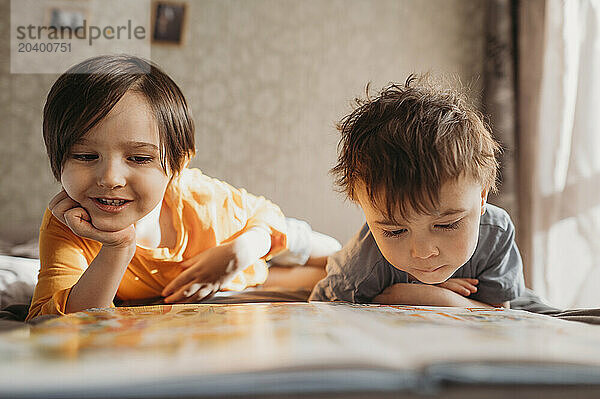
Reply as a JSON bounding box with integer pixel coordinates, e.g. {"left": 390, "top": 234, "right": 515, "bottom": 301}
{"left": 526, "top": 0, "right": 600, "bottom": 308}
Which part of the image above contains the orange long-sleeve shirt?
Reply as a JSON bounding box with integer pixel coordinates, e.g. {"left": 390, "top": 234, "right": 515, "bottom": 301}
{"left": 27, "top": 168, "right": 287, "bottom": 320}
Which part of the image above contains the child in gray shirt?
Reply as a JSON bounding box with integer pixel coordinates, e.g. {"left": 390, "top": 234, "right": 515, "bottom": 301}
{"left": 310, "top": 76, "right": 525, "bottom": 308}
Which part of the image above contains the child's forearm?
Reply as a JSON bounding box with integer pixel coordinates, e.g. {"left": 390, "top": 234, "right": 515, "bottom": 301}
{"left": 65, "top": 244, "right": 135, "bottom": 314}
{"left": 372, "top": 283, "right": 493, "bottom": 308}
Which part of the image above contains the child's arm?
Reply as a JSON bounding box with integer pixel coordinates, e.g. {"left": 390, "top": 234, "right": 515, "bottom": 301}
{"left": 372, "top": 283, "right": 496, "bottom": 308}
{"left": 269, "top": 219, "right": 342, "bottom": 268}
{"left": 436, "top": 278, "right": 479, "bottom": 297}
{"left": 436, "top": 278, "right": 510, "bottom": 308}
{"left": 161, "top": 226, "right": 271, "bottom": 303}
{"left": 298, "top": 230, "right": 342, "bottom": 267}
{"left": 49, "top": 190, "right": 136, "bottom": 313}
{"left": 161, "top": 173, "right": 288, "bottom": 302}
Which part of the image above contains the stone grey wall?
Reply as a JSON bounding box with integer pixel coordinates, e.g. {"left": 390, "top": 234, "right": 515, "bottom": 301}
{"left": 0, "top": 0, "right": 484, "bottom": 245}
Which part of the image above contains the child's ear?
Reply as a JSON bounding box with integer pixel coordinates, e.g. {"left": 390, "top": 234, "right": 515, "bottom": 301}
{"left": 480, "top": 189, "right": 488, "bottom": 215}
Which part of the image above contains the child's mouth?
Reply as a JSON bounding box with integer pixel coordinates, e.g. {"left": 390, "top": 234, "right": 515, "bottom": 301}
{"left": 92, "top": 197, "right": 132, "bottom": 212}
{"left": 414, "top": 265, "right": 444, "bottom": 273}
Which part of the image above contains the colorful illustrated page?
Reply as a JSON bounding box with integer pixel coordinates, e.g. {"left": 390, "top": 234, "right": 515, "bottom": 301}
{"left": 1, "top": 303, "right": 599, "bottom": 394}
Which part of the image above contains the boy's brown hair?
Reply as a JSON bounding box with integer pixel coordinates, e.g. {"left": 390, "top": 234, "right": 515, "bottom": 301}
{"left": 332, "top": 75, "right": 500, "bottom": 222}
{"left": 43, "top": 54, "right": 195, "bottom": 180}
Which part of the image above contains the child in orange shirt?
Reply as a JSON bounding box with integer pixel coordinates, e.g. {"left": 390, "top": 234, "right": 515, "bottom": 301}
{"left": 27, "top": 55, "right": 339, "bottom": 320}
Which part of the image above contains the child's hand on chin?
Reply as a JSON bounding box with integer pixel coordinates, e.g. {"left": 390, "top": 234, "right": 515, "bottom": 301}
{"left": 49, "top": 189, "right": 135, "bottom": 249}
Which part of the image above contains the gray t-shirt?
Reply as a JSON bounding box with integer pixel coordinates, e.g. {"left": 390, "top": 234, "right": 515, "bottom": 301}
{"left": 309, "top": 204, "right": 525, "bottom": 304}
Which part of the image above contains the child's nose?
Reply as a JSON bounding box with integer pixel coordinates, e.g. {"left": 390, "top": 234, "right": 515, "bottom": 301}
{"left": 410, "top": 237, "right": 439, "bottom": 259}
{"left": 97, "top": 160, "right": 126, "bottom": 189}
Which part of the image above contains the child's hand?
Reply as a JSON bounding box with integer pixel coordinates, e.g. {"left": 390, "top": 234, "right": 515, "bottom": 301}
{"left": 161, "top": 242, "right": 242, "bottom": 303}
{"left": 49, "top": 189, "right": 135, "bottom": 248}
{"left": 435, "top": 278, "right": 478, "bottom": 297}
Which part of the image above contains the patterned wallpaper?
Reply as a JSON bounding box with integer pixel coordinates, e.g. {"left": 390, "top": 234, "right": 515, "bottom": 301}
{"left": 0, "top": 0, "right": 484, "bottom": 245}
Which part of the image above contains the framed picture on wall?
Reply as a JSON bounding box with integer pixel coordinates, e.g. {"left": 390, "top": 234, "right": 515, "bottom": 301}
{"left": 152, "top": 1, "right": 187, "bottom": 45}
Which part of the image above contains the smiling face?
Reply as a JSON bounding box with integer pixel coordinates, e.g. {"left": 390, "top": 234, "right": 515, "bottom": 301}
{"left": 60, "top": 91, "right": 171, "bottom": 232}
{"left": 357, "top": 176, "right": 487, "bottom": 284}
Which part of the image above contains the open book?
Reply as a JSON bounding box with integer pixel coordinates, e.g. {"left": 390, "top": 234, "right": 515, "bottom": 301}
{"left": 1, "top": 303, "right": 599, "bottom": 397}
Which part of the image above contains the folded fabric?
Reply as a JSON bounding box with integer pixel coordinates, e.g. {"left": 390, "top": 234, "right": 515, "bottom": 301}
{"left": 0, "top": 255, "right": 39, "bottom": 310}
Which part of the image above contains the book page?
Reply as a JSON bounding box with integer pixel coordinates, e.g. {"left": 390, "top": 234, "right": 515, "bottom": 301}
{"left": 1, "top": 303, "right": 599, "bottom": 395}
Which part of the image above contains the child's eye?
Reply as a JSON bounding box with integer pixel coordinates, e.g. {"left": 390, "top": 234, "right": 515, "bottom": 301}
{"left": 129, "top": 156, "right": 153, "bottom": 164}
{"left": 382, "top": 228, "right": 407, "bottom": 238}
{"left": 435, "top": 219, "right": 462, "bottom": 230}
{"left": 71, "top": 153, "right": 98, "bottom": 161}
